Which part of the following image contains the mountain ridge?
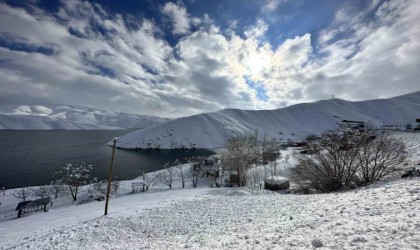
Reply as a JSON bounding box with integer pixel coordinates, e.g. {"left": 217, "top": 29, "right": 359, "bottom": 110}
{"left": 0, "top": 104, "right": 170, "bottom": 130}
{"left": 114, "top": 91, "right": 420, "bottom": 149}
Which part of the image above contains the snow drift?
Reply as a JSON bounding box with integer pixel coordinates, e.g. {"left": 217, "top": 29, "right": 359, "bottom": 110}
{"left": 114, "top": 91, "right": 420, "bottom": 149}
{"left": 0, "top": 105, "right": 169, "bottom": 130}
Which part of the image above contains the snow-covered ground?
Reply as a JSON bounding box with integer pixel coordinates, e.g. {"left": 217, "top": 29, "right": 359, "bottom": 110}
{"left": 0, "top": 104, "right": 169, "bottom": 130}
{"left": 114, "top": 91, "right": 420, "bottom": 149}
{"left": 1, "top": 179, "right": 419, "bottom": 249}
{"left": 0, "top": 132, "right": 419, "bottom": 249}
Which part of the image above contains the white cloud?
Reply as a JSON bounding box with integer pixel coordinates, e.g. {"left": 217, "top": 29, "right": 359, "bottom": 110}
{"left": 309, "top": 0, "right": 420, "bottom": 101}
{"left": 262, "top": 0, "right": 283, "bottom": 13}
{"left": 161, "top": 2, "right": 191, "bottom": 35}
{"left": 244, "top": 19, "right": 268, "bottom": 39}
{"left": 0, "top": 0, "right": 419, "bottom": 117}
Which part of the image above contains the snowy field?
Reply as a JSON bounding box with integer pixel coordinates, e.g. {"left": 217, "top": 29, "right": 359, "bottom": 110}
{"left": 1, "top": 179, "right": 419, "bottom": 249}
{"left": 0, "top": 132, "right": 419, "bottom": 249}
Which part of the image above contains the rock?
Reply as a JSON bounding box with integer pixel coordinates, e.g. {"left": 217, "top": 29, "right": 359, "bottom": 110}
{"left": 311, "top": 239, "right": 323, "bottom": 248}
{"left": 264, "top": 176, "right": 290, "bottom": 191}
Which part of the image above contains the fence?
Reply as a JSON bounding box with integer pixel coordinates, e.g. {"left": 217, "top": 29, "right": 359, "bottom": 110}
{"left": 381, "top": 124, "right": 420, "bottom": 132}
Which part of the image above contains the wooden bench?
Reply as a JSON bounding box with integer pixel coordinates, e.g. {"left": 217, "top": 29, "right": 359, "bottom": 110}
{"left": 15, "top": 197, "right": 52, "bottom": 218}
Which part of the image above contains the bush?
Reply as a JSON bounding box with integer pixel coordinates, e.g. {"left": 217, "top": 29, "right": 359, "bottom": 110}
{"left": 353, "top": 131, "right": 407, "bottom": 185}
{"left": 290, "top": 129, "right": 407, "bottom": 193}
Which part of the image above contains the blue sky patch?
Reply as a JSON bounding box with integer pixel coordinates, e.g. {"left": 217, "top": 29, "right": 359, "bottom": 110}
{"left": 244, "top": 75, "right": 269, "bottom": 102}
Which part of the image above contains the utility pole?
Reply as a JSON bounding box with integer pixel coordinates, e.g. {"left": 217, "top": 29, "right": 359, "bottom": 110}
{"left": 104, "top": 137, "right": 117, "bottom": 216}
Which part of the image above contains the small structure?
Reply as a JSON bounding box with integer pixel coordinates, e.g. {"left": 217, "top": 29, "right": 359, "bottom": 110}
{"left": 15, "top": 197, "right": 52, "bottom": 218}
{"left": 264, "top": 176, "right": 290, "bottom": 191}
{"left": 131, "top": 181, "right": 146, "bottom": 193}
{"left": 339, "top": 120, "right": 365, "bottom": 130}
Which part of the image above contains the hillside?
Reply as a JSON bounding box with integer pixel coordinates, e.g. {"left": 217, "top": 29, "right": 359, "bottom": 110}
{"left": 0, "top": 105, "right": 169, "bottom": 130}
{"left": 114, "top": 91, "right": 420, "bottom": 149}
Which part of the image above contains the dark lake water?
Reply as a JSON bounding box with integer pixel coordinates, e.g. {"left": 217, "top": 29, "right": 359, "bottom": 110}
{"left": 0, "top": 130, "right": 214, "bottom": 189}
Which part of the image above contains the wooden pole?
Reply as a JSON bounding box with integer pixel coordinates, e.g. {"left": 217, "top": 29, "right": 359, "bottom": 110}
{"left": 104, "top": 138, "right": 117, "bottom": 216}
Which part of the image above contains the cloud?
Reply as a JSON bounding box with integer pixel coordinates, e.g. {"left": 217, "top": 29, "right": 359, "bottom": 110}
{"left": 244, "top": 19, "right": 268, "bottom": 39}
{"left": 0, "top": 0, "right": 419, "bottom": 118}
{"left": 261, "top": 0, "right": 286, "bottom": 14}
{"left": 309, "top": 0, "right": 420, "bottom": 101}
{"left": 161, "top": 2, "right": 191, "bottom": 35}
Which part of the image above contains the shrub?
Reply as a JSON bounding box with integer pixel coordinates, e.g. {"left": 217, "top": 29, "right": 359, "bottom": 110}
{"left": 290, "top": 129, "right": 406, "bottom": 193}
{"left": 352, "top": 131, "right": 407, "bottom": 185}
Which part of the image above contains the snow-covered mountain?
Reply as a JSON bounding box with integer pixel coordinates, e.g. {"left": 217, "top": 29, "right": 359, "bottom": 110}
{"left": 0, "top": 105, "right": 169, "bottom": 130}
{"left": 114, "top": 91, "right": 420, "bottom": 149}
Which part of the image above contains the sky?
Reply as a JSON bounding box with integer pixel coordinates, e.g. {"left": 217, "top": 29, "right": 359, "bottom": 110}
{"left": 0, "top": 0, "right": 419, "bottom": 117}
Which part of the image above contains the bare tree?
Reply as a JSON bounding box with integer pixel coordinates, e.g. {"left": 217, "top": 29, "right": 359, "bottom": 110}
{"left": 290, "top": 129, "right": 360, "bottom": 192}
{"left": 174, "top": 159, "right": 186, "bottom": 188}
{"left": 32, "top": 185, "right": 51, "bottom": 198}
{"left": 188, "top": 157, "right": 202, "bottom": 188}
{"left": 220, "top": 134, "right": 259, "bottom": 187}
{"left": 139, "top": 170, "right": 156, "bottom": 191}
{"left": 50, "top": 179, "right": 66, "bottom": 199}
{"left": 353, "top": 131, "right": 407, "bottom": 185}
{"left": 13, "top": 187, "right": 32, "bottom": 201}
{"left": 291, "top": 129, "right": 407, "bottom": 193}
{"left": 58, "top": 162, "right": 92, "bottom": 201}
{"left": 158, "top": 162, "right": 175, "bottom": 189}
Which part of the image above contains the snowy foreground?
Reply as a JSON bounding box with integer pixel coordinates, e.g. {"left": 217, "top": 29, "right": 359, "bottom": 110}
{"left": 1, "top": 178, "right": 419, "bottom": 249}
{"left": 1, "top": 132, "right": 420, "bottom": 249}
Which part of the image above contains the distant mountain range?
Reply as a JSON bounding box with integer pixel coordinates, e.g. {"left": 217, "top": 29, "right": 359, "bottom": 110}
{"left": 114, "top": 91, "right": 420, "bottom": 149}
{"left": 0, "top": 105, "right": 169, "bottom": 130}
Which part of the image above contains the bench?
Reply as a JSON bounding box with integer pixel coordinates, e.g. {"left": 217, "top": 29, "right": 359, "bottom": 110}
{"left": 131, "top": 182, "right": 146, "bottom": 193}
{"left": 15, "top": 197, "right": 52, "bottom": 218}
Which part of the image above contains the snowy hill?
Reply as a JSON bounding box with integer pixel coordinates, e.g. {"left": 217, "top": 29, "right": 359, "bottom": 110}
{"left": 0, "top": 105, "right": 169, "bottom": 130}
{"left": 114, "top": 91, "right": 420, "bottom": 149}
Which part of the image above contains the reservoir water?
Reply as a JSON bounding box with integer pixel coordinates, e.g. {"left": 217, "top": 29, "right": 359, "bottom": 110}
{"left": 0, "top": 130, "right": 214, "bottom": 189}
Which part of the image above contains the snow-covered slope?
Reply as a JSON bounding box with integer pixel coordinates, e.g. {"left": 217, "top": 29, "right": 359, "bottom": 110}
{"left": 1, "top": 132, "right": 419, "bottom": 249}
{"left": 2, "top": 178, "right": 420, "bottom": 249}
{"left": 115, "top": 91, "right": 420, "bottom": 149}
{"left": 0, "top": 105, "right": 169, "bottom": 130}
